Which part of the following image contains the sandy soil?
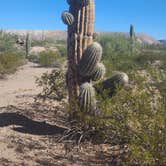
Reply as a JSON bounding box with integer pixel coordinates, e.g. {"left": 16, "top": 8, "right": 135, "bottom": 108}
{"left": 30, "top": 47, "right": 46, "bottom": 54}
{"left": 0, "top": 62, "right": 52, "bottom": 107}
{"left": 0, "top": 63, "right": 124, "bottom": 166}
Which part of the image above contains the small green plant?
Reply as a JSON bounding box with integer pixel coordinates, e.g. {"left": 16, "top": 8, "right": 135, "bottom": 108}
{"left": 36, "top": 69, "right": 66, "bottom": 101}
{"left": 0, "top": 31, "right": 18, "bottom": 52}
{"left": 38, "top": 51, "right": 63, "bottom": 67}
{"left": 0, "top": 52, "right": 25, "bottom": 74}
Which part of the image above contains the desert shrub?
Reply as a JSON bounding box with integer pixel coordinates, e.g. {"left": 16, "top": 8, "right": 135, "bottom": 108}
{"left": 0, "top": 31, "right": 18, "bottom": 52}
{"left": 0, "top": 31, "right": 25, "bottom": 75}
{"left": 97, "top": 33, "right": 140, "bottom": 58}
{"left": 98, "top": 78, "right": 165, "bottom": 165}
{"left": 96, "top": 33, "right": 141, "bottom": 77}
{"left": 65, "top": 34, "right": 166, "bottom": 165}
{"left": 37, "top": 51, "right": 64, "bottom": 67}
{"left": 31, "top": 39, "right": 52, "bottom": 47}
{"left": 135, "top": 51, "right": 166, "bottom": 69}
{"left": 67, "top": 71, "right": 165, "bottom": 165}
{"left": 36, "top": 69, "right": 66, "bottom": 101}
{"left": 0, "top": 52, "right": 25, "bottom": 74}
{"left": 57, "top": 44, "right": 67, "bottom": 57}
{"left": 28, "top": 54, "right": 40, "bottom": 63}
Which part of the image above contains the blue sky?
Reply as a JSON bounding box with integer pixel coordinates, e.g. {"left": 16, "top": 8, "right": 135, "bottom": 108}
{"left": 0, "top": 0, "right": 165, "bottom": 39}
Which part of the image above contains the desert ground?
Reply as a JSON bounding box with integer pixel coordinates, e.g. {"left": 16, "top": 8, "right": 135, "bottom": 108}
{"left": 0, "top": 62, "right": 122, "bottom": 166}
{"left": 0, "top": 28, "right": 165, "bottom": 165}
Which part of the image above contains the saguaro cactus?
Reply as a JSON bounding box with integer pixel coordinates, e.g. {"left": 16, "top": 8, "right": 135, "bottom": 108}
{"left": 62, "top": 0, "right": 129, "bottom": 114}
{"left": 130, "top": 24, "right": 135, "bottom": 39}
{"left": 63, "top": 0, "right": 95, "bottom": 104}
{"left": 129, "top": 24, "right": 136, "bottom": 53}
{"left": 25, "top": 33, "right": 31, "bottom": 58}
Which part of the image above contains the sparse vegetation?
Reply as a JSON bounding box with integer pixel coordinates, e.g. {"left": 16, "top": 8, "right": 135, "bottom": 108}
{"left": 0, "top": 52, "right": 25, "bottom": 74}
{"left": 0, "top": 31, "right": 25, "bottom": 75}
{"left": 0, "top": 1, "right": 165, "bottom": 165}
{"left": 59, "top": 34, "right": 165, "bottom": 165}
{"left": 36, "top": 69, "right": 66, "bottom": 101}
{"left": 44, "top": 1, "right": 166, "bottom": 165}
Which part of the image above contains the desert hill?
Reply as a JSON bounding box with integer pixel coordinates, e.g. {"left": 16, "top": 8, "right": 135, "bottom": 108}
{"left": 4, "top": 30, "right": 160, "bottom": 45}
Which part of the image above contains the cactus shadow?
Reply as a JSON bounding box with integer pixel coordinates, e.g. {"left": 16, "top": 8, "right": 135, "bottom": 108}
{"left": 0, "top": 112, "right": 67, "bottom": 135}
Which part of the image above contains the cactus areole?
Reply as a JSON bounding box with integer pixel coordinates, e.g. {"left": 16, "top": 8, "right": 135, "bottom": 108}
{"left": 63, "top": 0, "right": 95, "bottom": 104}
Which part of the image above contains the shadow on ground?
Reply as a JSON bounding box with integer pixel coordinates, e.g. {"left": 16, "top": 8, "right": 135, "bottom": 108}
{"left": 0, "top": 111, "right": 66, "bottom": 135}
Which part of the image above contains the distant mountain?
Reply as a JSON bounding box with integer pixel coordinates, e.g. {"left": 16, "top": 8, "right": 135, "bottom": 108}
{"left": 4, "top": 30, "right": 159, "bottom": 45}
{"left": 159, "top": 40, "right": 166, "bottom": 44}
{"left": 97, "top": 32, "right": 159, "bottom": 44}
{"left": 4, "top": 30, "right": 67, "bottom": 41}
{"left": 136, "top": 33, "right": 160, "bottom": 44}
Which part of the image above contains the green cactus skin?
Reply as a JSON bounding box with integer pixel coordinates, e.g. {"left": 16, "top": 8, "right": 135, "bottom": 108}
{"left": 91, "top": 63, "right": 106, "bottom": 81}
{"left": 79, "top": 82, "right": 96, "bottom": 112}
{"left": 61, "top": 11, "right": 74, "bottom": 26}
{"left": 102, "top": 72, "right": 129, "bottom": 92}
{"left": 78, "top": 42, "right": 102, "bottom": 77}
{"left": 130, "top": 24, "right": 135, "bottom": 39}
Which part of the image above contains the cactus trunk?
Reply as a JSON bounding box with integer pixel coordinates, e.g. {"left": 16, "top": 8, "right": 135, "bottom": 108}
{"left": 66, "top": 0, "right": 95, "bottom": 104}
{"left": 25, "top": 33, "right": 31, "bottom": 58}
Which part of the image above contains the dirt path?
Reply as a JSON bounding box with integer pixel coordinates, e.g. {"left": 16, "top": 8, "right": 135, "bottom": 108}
{"left": 0, "top": 62, "right": 52, "bottom": 107}
{"left": 0, "top": 62, "right": 115, "bottom": 166}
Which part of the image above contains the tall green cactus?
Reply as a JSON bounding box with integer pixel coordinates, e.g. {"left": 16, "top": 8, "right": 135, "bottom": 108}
{"left": 130, "top": 24, "right": 136, "bottom": 53}
{"left": 62, "top": 0, "right": 128, "bottom": 114}
{"left": 62, "top": 0, "right": 95, "bottom": 105}
{"left": 25, "top": 33, "right": 31, "bottom": 58}
{"left": 130, "top": 24, "right": 135, "bottom": 39}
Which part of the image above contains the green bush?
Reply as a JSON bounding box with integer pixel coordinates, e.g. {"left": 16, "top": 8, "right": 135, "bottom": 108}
{"left": 28, "top": 54, "right": 40, "bottom": 63}
{"left": 0, "top": 52, "right": 25, "bottom": 74}
{"left": 66, "top": 34, "right": 166, "bottom": 165}
{"left": 57, "top": 44, "right": 67, "bottom": 57}
{"left": 0, "top": 31, "right": 18, "bottom": 52}
{"left": 97, "top": 33, "right": 140, "bottom": 58}
{"left": 31, "top": 40, "right": 51, "bottom": 47}
{"left": 69, "top": 72, "right": 165, "bottom": 165}
{"left": 36, "top": 69, "right": 66, "bottom": 101}
{"left": 38, "top": 51, "right": 64, "bottom": 67}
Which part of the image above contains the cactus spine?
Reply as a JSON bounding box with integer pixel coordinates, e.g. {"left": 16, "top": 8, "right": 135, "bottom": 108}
{"left": 25, "top": 33, "right": 31, "bottom": 58}
{"left": 63, "top": 0, "right": 95, "bottom": 104}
